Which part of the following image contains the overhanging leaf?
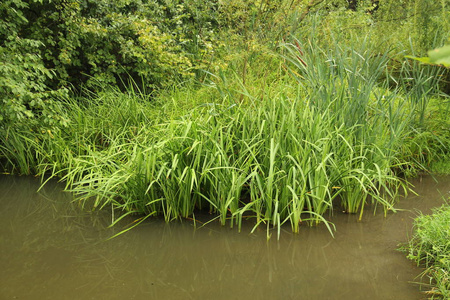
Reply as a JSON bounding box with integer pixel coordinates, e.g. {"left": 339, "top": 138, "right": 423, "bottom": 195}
{"left": 428, "top": 45, "right": 450, "bottom": 67}
{"left": 406, "top": 45, "right": 450, "bottom": 67}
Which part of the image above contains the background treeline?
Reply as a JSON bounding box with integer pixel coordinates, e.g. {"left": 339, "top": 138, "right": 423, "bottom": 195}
{"left": 1, "top": 0, "right": 449, "bottom": 125}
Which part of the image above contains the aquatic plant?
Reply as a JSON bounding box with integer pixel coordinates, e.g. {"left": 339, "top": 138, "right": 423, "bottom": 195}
{"left": 24, "top": 40, "right": 414, "bottom": 236}
{"left": 406, "top": 204, "right": 450, "bottom": 299}
{"left": 1, "top": 30, "right": 447, "bottom": 237}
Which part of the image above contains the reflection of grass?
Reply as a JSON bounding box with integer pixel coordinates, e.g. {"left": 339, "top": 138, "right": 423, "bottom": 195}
{"left": 406, "top": 205, "right": 450, "bottom": 299}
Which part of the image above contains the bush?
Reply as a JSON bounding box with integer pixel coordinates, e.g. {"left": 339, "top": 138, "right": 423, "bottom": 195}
{"left": 1, "top": 0, "right": 222, "bottom": 94}
{"left": 0, "top": 0, "right": 68, "bottom": 126}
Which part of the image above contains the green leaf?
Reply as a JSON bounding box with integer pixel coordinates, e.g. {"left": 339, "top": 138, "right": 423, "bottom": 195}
{"left": 405, "top": 55, "right": 431, "bottom": 64}
{"left": 406, "top": 45, "right": 450, "bottom": 67}
{"left": 427, "top": 45, "right": 450, "bottom": 67}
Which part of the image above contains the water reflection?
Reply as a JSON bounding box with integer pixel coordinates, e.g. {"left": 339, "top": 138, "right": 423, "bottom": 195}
{"left": 0, "top": 175, "right": 448, "bottom": 299}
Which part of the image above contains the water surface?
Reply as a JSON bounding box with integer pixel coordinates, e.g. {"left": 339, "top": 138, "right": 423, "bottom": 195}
{"left": 1, "top": 175, "right": 449, "bottom": 299}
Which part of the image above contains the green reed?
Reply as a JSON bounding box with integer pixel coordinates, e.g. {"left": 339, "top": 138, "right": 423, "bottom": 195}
{"left": 2, "top": 35, "right": 441, "bottom": 237}
{"left": 0, "top": 125, "right": 38, "bottom": 175}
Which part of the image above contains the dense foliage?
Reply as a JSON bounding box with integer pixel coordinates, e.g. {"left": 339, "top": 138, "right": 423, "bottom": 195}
{"left": 1, "top": 0, "right": 449, "bottom": 125}
{"left": 0, "top": 0, "right": 221, "bottom": 125}
{"left": 1, "top": 0, "right": 220, "bottom": 90}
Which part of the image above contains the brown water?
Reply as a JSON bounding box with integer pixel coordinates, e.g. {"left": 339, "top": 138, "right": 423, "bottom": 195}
{"left": 1, "top": 175, "right": 449, "bottom": 300}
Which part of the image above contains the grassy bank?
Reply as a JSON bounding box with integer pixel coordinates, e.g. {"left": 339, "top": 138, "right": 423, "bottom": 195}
{"left": 405, "top": 204, "right": 450, "bottom": 299}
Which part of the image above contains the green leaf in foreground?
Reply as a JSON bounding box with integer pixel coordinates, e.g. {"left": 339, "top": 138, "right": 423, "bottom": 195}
{"left": 406, "top": 44, "right": 450, "bottom": 67}
{"left": 428, "top": 45, "right": 450, "bottom": 67}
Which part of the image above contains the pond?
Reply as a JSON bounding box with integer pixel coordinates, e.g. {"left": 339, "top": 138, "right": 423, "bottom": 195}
{"left": 1, "top": 175, "right": 449, "bottom": 300}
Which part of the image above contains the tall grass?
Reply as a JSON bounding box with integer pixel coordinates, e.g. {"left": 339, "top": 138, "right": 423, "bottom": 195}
{"left": 1, "top": 36, "right": 444, "bottom": 237}
{"left": 59, "top": 91, "right": 403, "bottom": 233}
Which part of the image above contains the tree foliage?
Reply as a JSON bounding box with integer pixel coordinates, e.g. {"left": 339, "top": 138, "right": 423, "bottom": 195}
{"left": 16, "top": 0, "right": 220, "bottom": 90}
{"left": 1, "top": 0, "right": 448, "bottom": 125}
{"left": 0, "top": 0, "right": 221, "bottom": 124}
{"left": 0, "top": 0, "right": 68, "bottom": 125}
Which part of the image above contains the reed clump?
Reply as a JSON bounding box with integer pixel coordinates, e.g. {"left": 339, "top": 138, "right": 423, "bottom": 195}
{"left": 1, "top": 37, "right": 446, "bottom": 237}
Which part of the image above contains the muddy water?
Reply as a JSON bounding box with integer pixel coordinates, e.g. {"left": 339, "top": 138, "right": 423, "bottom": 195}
{"left": 0, "top": 175, "right": 449, "bottom": 300}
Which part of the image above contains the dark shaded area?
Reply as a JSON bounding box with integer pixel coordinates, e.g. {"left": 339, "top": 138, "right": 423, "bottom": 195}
{"left": 347, "top": 0, "right": 379, "bottom": 13}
